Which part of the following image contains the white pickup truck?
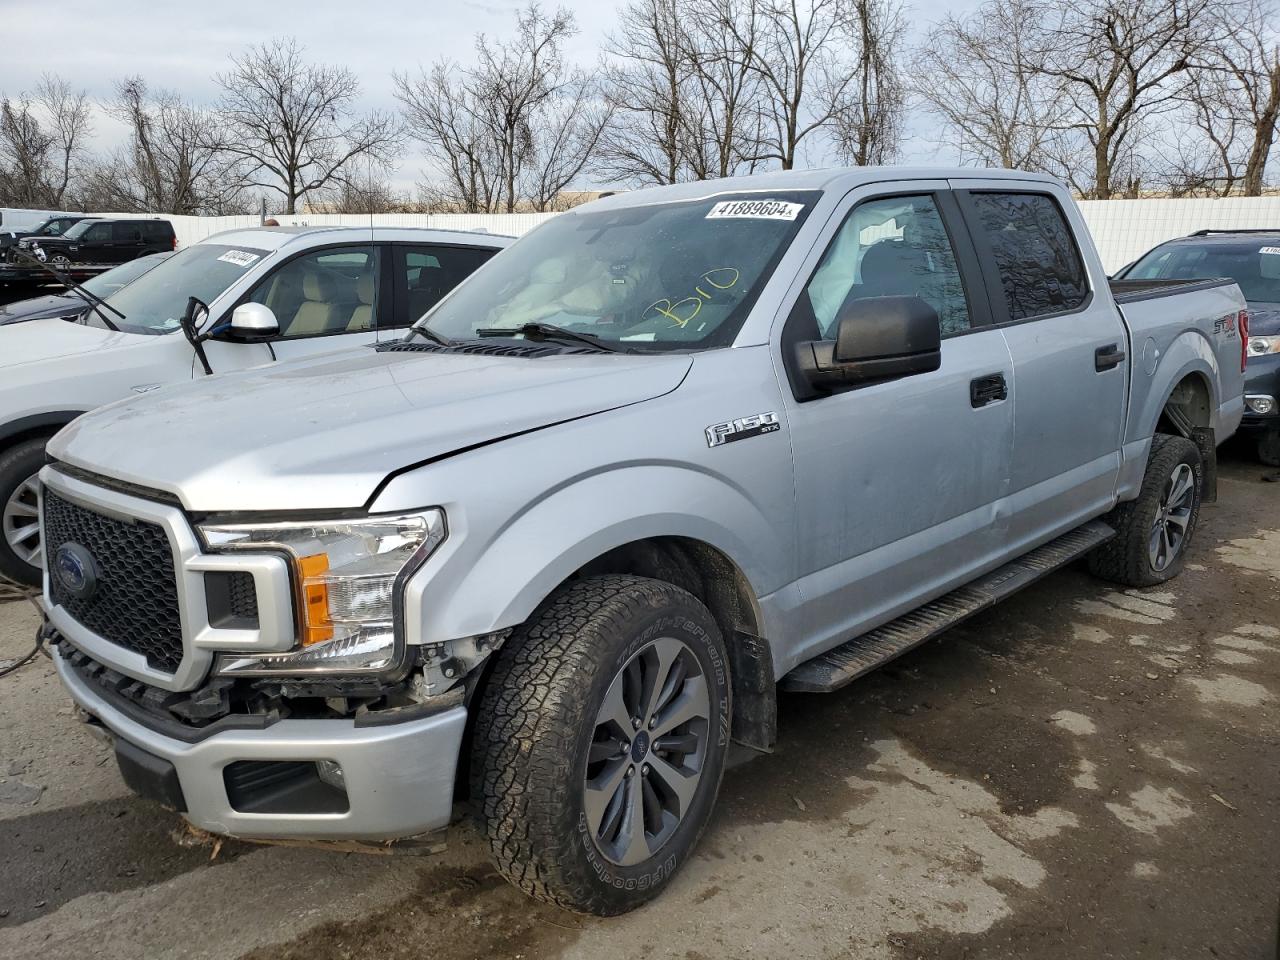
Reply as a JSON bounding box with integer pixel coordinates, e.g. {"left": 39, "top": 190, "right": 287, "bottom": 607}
{"left": 0, "top": 226, "right": 510, "bottom": 584}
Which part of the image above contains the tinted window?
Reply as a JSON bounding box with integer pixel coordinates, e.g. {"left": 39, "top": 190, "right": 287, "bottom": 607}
{"left": 143, "top": 222, "right": 172, "bottom": 242}
{"left": 969, "top": 193, "right": 1088, "bottom": 321}
{"left": 112, "top": 222, "right": 143, "bottom": 243}
{"left": 1126, "top": 241, "right": 1280, "bottom": 304}
{"left": 81, "top": 222, "right": 113, "bottom": 242}
{"left": 418, "top": 191, "right": 816, "bottom": 351}
{"left": 247, "top": 246, "right": 379, "bottom": 337}
{"left": 395, "top": 245, "right": 496, "bottom": 327}
{"left": 805, "top": 194, "right": 971, "bottom": 338}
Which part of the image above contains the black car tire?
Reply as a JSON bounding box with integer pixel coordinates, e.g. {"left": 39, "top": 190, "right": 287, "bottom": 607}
{"left": 1088, "top": 433, "right": 1203, "bottom": 587}
{"left": 0, "top": 437, "right": 48, "bottom": 586}
{"left": 1258, "top": 429, "right": 1280, "bottom": 467}
{"left": 470, "top": 574, "right": 732, "bottom": 916}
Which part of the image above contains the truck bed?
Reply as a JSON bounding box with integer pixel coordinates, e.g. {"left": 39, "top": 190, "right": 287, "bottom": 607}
{"left": 1109, "top": 276, "right": 1236, "bottom": 303}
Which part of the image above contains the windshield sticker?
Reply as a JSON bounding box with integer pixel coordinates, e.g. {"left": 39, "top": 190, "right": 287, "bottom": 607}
{"left": 706, "top": 199, "right": 803, "bottom": 221}
{"left": 1260, "top": 246, "right": 1280, "bottom": 256}
{"left": 217, "top": 250, "right": 260, "bottom": 268}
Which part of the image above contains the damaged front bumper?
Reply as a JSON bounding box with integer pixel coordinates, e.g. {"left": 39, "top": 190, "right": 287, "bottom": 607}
{"left": 54, "top": 643, "right": 467, "bottom": 842}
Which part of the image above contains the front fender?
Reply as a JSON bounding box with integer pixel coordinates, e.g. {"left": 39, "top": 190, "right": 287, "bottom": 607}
{"left": 401, "top": 463, "right": 780, "bottom": 647}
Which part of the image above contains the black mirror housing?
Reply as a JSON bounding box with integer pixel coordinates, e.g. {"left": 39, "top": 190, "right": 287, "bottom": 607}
{"left": 795, "top": 295, "right": 942, "bottom": 397}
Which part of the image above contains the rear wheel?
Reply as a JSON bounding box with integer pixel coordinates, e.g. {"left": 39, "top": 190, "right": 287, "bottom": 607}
{"left": 0, "top": 437, "right": 48, "bottom": 586}
{"left": 470, "top": 575, "right": 731, "bottom": 915}
{"left": 1088, "top": 433, "right": 1203, "bottom": 587}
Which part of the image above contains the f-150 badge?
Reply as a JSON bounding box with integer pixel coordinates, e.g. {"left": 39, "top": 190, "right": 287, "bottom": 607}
{"left": 705, "top": 412, "right": 781, "bottom": 447}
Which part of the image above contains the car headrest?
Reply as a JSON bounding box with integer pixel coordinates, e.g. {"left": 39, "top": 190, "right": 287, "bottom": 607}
{"left": 302, "top": 270, "right": 334, "bottom": 301}
{"left": 357, "top": 270, "right": 375, "bottom": 305}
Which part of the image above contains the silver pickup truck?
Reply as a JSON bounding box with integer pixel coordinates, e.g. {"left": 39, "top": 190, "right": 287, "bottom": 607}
{"left": 38, "top": 168, "right": 1245, "bottom": 916}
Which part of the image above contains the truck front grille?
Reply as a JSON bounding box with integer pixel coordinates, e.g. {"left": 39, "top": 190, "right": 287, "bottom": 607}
{"left": 43, "top": 489, "right": 184, "bottom": 674}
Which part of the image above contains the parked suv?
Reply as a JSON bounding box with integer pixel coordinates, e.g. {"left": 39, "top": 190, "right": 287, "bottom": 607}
{"left": 0, "top": 226, "right": 509, "bottom": 584}
{"left": 1117, "top": 229, "right": 1280, "bottom": 464}
{"left": 14, "top": 217, "right": 176, "bottom": 266}
{"left": 0, "top": 214, "right": 91, "bottom": 255}
{"left": 40, "top": 169, "right": 1244, "bottom": 916}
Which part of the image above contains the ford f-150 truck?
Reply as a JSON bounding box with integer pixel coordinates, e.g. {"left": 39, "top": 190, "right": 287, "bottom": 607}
{"left": 38, "top": 168, "right": 1246, "bottom": 916}
{"left": 0, "top": 226, "right": 509, "bottom": 585}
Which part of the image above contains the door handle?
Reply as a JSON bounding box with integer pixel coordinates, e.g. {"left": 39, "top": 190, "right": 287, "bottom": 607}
{"left": 1095, "top": 343, "right": 1126, "bottom": 371}
{"left": 970, "top": 373, "right": 1008, "bottom": 408}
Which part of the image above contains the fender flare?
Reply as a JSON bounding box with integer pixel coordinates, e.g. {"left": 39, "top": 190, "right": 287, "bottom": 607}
{"left": 0, "top": 410, "right": 86, "bottom": 449}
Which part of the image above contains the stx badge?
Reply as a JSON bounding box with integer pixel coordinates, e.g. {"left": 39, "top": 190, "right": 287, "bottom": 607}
{"left": 705, "top": 412, "right": 781, "bottom": 448}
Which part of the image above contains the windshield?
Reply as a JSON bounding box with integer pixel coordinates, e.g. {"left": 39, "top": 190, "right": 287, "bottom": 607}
{"left": 34, "top": 218, "right": 72, "bottom": 237}
{"left": 1125, "top": 240, "right": 1280, "bottom": 303}
{"left": 418, "top": 191, "right": 817, "bottom": 351}
{"left": 80, "top": 254, "right": 166, "bottom": 299}
{"left": 103, "top": 243, "right": 270, "bottom": 335}
{"left": 62, "top": 219, "right": 101, "bottom": 240}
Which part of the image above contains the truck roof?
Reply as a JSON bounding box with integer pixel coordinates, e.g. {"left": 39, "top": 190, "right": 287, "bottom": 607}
{"left": 584, "top": 166, "right": 1062, "bottom": 212}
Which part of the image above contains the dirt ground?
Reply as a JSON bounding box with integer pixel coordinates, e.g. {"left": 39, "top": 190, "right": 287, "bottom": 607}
{"left": 1, "top": 452, "right": 1277, "bottom": 960}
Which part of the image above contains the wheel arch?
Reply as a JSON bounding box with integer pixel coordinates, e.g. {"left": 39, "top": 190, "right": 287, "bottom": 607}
{"left": 0, "top": 410, "right": 85, "bottom": 451}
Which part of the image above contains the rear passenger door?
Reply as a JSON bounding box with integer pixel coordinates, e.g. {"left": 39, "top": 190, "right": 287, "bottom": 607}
{"left": 780, "top": 185, "right": 1016, "bottom": 665}
{"left": 386, "top": 244, "right": 498, "bottom": 335}
{"left": 110, "top": 222, "right": 146, "bottom": 263}
{"left": 953, "top": 183, "right": 1128, "bottom": 550}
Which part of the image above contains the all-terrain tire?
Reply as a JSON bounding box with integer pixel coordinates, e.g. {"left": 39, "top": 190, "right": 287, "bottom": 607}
{"left": 1258, "top": 429, "right": 1280, "bottom": 467}
{"left": 0, "top": 437, "right": 48, "bottom": 586}
{"left": 1087, "top": 433, "right": 1203, "bottom": 587}
{"left": 470, "top": 574, "right": 732, "bottom": 916}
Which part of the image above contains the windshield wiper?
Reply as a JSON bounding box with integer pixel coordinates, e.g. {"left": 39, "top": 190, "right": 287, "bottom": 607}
{"left": 403, "top": 324, "right": 455, "bottom": 347}
{"left": 7, "top": 247, "right": 125, "bottom": 331}
{"left": 475, "top": 321, "right": 630, "bottom": 353}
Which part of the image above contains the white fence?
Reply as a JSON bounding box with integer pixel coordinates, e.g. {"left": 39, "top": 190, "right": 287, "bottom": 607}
{"left": 70, "top": 195, "right": 1280, "bottom": 273}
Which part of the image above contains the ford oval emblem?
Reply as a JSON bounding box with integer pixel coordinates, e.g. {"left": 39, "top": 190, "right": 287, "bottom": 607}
{"left": 54, "top": 542, "right": 100, "bottom": 601}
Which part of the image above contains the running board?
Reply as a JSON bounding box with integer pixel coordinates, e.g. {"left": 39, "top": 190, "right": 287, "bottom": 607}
{"left": 779, "top": 520, "right": 1116, "bottom": 694}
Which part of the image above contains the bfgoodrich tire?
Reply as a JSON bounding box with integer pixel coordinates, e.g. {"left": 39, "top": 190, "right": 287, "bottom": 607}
{"left": 1088, "top": 433, "right": 1203, "bottom": 587}
{"left": 470, "top": 574, "right": 732, "bottom": 915}
{"left": 0, "top": 437, "right": 48, "bottom": 586}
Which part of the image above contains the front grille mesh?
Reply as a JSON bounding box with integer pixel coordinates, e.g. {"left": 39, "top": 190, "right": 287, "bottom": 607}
{"left": 227, "top": 572, "right": 258, "bottom": 620}
{"left": 44, "top": 489, "right": 184, "bottom": 674}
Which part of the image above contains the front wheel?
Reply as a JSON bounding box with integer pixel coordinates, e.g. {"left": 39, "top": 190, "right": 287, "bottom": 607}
{"left": 1088, "top": 433, "right": 1203, "bottom": 587}
{"left": 0, "top": 437, "right": 48, "bottom": 586}
{"left": 1258, "top": 429, "right": 1280, "bottom": 467}
{"left": 471, "top": 575, "right": 731, "bottom": 915}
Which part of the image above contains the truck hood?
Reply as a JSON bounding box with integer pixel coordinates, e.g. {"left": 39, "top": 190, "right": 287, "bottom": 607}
{"left": 0, "top": 313, "right": 129, "bottom": 364}
{"left": 51, "top": 346, "right": 693, "bottom": 511}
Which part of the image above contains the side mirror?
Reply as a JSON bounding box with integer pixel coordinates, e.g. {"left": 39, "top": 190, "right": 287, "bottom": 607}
{"left": 794, "top": 295, "right": 941, "bottom": 397}
{"left": 229, "top": 302, "right": 279, "bottom": 340}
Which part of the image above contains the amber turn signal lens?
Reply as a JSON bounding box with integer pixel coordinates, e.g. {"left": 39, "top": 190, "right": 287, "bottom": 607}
{"left": 297, "top": 553, "right": 333, "bottom": 646}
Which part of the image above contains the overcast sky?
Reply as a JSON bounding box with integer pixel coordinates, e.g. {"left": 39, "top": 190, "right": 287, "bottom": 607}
{"left": 0, "top": 0, "right": 979, "bottom": 193}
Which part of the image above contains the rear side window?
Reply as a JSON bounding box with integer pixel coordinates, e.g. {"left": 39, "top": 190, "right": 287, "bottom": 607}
{"left": 113, "top": 222, "right": 143, "bottom": 242}
{"left": 144, "top": 222, "right": 171, "bottom": 242}
{"left": 969, "top": 193, "right": 1088, "bottom": 321}
{"left": 393, "top": 245, "right": 496, "bottom": 327}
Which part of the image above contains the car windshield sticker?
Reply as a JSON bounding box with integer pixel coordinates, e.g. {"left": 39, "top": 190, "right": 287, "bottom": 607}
{"left": 1260, "top": 246, "right": 1280, "bottom": 256}
{"left": 217, "top": 250, "right": 260, "bottom": 268}
{"left": 706, "top": 199, "right": 804, "bottom": 221}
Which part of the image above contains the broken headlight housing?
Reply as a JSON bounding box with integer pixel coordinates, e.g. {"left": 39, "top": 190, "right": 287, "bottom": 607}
{"left": 199, "top": 511, "right": 445, "bottom": 677}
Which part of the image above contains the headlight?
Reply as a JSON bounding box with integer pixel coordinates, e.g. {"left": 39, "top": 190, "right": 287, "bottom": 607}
{"left": 198, "top": 510, "right": 445, "bottom": 677}
{"left": 1247, "top": 335, "right": 1280, "bottom": 357}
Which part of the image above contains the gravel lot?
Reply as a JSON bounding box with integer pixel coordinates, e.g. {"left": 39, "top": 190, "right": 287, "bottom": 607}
{"left": 1, "top": 453, "right": 1276, "bottom": 960}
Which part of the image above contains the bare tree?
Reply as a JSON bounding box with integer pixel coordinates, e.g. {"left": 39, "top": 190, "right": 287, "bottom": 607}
{"left": 0, "top": 74, "right": 92, "bottom": 207}
{"left": 1031, "top": 0, "right": 1224, "bottom": 199}
{"left": 831, "top": 0, "right": 907, "bottom": 165}
{"left": 217, "top": 37, "right": 401, "bottom": 214}
{"left": 92, "top": 78, "right": 244, "bottom": 214}
{"left": 399, "top": 3, "right": 604, "bottom": 212}
{"left": 320, "top": 161, "right": 410, "bottom": 213}
{"left": 722, "top": 0, "right": 863, "bottom": 170}
{"left": 913, "top": 0, "right": 1064, "bottom": 171}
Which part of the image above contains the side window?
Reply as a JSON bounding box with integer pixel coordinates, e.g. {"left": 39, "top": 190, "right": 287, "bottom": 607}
{"left": 113, "top": 222, "right": 142, "bottom": 243}
{"left": 394, "top": 245, "right": 496, "bottom": 327}
{"left": 83, "top": 222, "right": 113, "bottom": 242}
{"left": 968, "top": 192, "right": 1088, "bottom": 321}
{"left": 804, "top": 194, "right": 971, "bottom": 338}
{"left": 246, "top": 246, "right": 379, "bottom": 338}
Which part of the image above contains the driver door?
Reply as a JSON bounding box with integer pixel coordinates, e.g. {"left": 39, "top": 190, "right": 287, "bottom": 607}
{"left": 778, "top": 185, "right": 1016, "bottom": 665}
{"left": 199, "top": 244, "right": 384, "bottom": 374}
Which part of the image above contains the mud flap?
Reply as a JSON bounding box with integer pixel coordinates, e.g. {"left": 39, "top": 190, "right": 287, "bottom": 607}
{"left": 728, "top": 631, "right": 777, "bottom": 753}
{"left": 1191, "top": 426, "right": 1217, "bottom": 503}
